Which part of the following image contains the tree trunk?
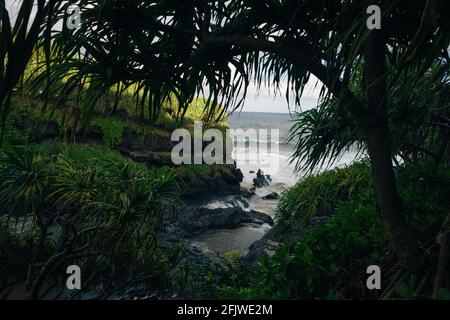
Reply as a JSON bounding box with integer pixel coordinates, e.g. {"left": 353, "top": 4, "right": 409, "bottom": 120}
{"left": 364, "top": 29, "right": 423, "bottom": 269}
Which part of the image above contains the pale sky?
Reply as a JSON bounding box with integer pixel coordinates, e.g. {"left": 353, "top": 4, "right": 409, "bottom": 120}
{"left": 240, "top": 76, "right": 322, "bottom": 113}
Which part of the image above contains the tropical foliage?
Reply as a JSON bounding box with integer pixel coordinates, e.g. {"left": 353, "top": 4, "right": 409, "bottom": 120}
{"left": 0, "top": 142, "right": 180, "bottom": 299}
{"left": 0, "top": 0, "right": 67, "bottom": 142}
{"left": 0, "top": 0, "right": 449, "bottom": 300}
{"left": 218, "top": 163, "right": 450, "bottom": 300}
{"left": 277, "top": 161, "right": 371, "bottom": 229}
{"left": 289, "top": 64, "right": 450, "bottom": 171}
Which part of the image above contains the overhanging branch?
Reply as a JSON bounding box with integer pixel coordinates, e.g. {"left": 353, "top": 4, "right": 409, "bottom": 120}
{"left": 202, "top": 34, "right": 372, "bottom": 126}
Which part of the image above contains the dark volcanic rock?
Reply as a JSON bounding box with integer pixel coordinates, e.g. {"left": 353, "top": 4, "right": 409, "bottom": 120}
{"left": 143, "top": 135, "right": 174, "bottom": 152}
{"left": 243, "top": 217, "right": 330, "bottom": 264}
{"left": 179, "top": 166, "right": 244, "bottom": 199}
{"left": 118, "top": 127, "right": 141, "bottom": 150}
{"left": 115, "top": 125, "right": 243, "bottom": 198}
{"left": 224, "top": 168, "right": 244, "bottom": 185}
{"left": 116, "top": 128, "right": 175, "bottom": 152}
{"left": 243, "top": 239, "right": 281, "bottom": 264}
{"left": 164, "top": 206, "right": 274, "bottom": 238}
{"left": 253, "top": 169, "right": 271, "bottom": 188}
{"left": 226, "top": 196, "right": 250, "bottom": 209}
{"left": 262, "top": 192, "right": 280, "bottom": 200}
{"left": 180, "top": 207, "right": 243, "bottom": 236}
{"left": 241, "top": 210, "right": 275, "bottom": 226}
{"left": 240, "top": 183, "right": 256, "bottom": 199}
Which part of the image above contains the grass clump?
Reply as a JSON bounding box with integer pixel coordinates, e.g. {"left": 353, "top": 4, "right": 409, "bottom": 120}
{"left": 94, "top": 116, "right": 125, "bottom": 147}
{"left": 277, "top": 161, "right": 371, "bottom": 230}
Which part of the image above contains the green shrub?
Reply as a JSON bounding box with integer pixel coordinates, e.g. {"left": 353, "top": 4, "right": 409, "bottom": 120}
{"left": 277, "top": 161, "right": 371, "bottom": 230}
{"left": 218, "top": 198, "right": 388, "bottom": 299}
{"left": 95, "top": 116, "right": 125, "bottom": 147}
{"left": 0, "top": 142, "right": 181, "bottom": 299}
{"left": 65, "top": 143, "right": 128, "bottom": 168}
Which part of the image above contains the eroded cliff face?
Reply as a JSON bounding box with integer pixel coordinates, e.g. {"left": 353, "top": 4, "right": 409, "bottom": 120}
{"left": 23, "top": 118, "right": 244, "bottom": 199}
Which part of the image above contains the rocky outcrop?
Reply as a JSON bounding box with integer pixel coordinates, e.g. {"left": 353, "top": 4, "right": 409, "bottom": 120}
{"left": 243, "top": 239, "right": 281, "bottom": 264}
{"left": 253, "top": 169, "right": 272, "bottom": 188}
{"left": 117, "top": 127, "right": 175, "bottom": 153}
{"left": 25, "top": 118, "right": 243, "bottom": 198}
{"left": 243, "top": 210, "right": 274, "bottom": 226}
{"left": 115, "top": 127, "right": 176, "bottom": 166}
{"left": 162, "top": 206, "right": 274, "bottom": 239}
{"left": 240, "top": 183, "right": 256, "bottom": 199}
{"left": 243, "top": 216, "right": 330, "bottom": 264}
{"left": 177, "top": 166, "right": 244, "bottom": 199}
{"left": 226, "top": 196, "right": 250, "bottom": 209}
{"left": 115, "top": 127, "right": 244, "bottom": 198}
{"left": 117, "top": 127, "right": 142, "bottom": 150}
{"left": 262, "top": 192, "right": 280, "bottom": 200}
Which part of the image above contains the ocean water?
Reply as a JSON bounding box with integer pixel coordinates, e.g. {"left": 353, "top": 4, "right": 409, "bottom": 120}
{"left": 227, "top": 111, "right": 361, "bottom": 187}
{"left": 227, "top": 112, "right": 300, "bottom": 187}
{"left": 190, "top": 112, "right": 361, "bottom": 256}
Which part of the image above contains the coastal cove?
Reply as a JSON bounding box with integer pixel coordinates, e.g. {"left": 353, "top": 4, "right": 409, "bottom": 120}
{"left": 180, "top": 112, "right": 300, "bottom": 262}
{"left": 2, "top": 95, "right": 449, "bottom": 300}
{"left": 169, "top": 112, "right": 360, "bottom": 264}
{"left": 1, "top": 2, "right": 449, "bottom": 301}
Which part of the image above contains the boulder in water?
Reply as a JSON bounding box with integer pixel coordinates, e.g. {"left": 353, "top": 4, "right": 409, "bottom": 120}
{"left": 240, "top": 183, "right": 256, "bottom": 198}
{"left": 163, "top": 206, "right": 274, "bottom": 238}
{"left": 243, "top": 210, "right": 275, "bottom": 226}
{"left": 253, "top": 169, "right": 271, "bottom": 188}
{"left": 262, "top": 192, "right": 280, "bottom": 200}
